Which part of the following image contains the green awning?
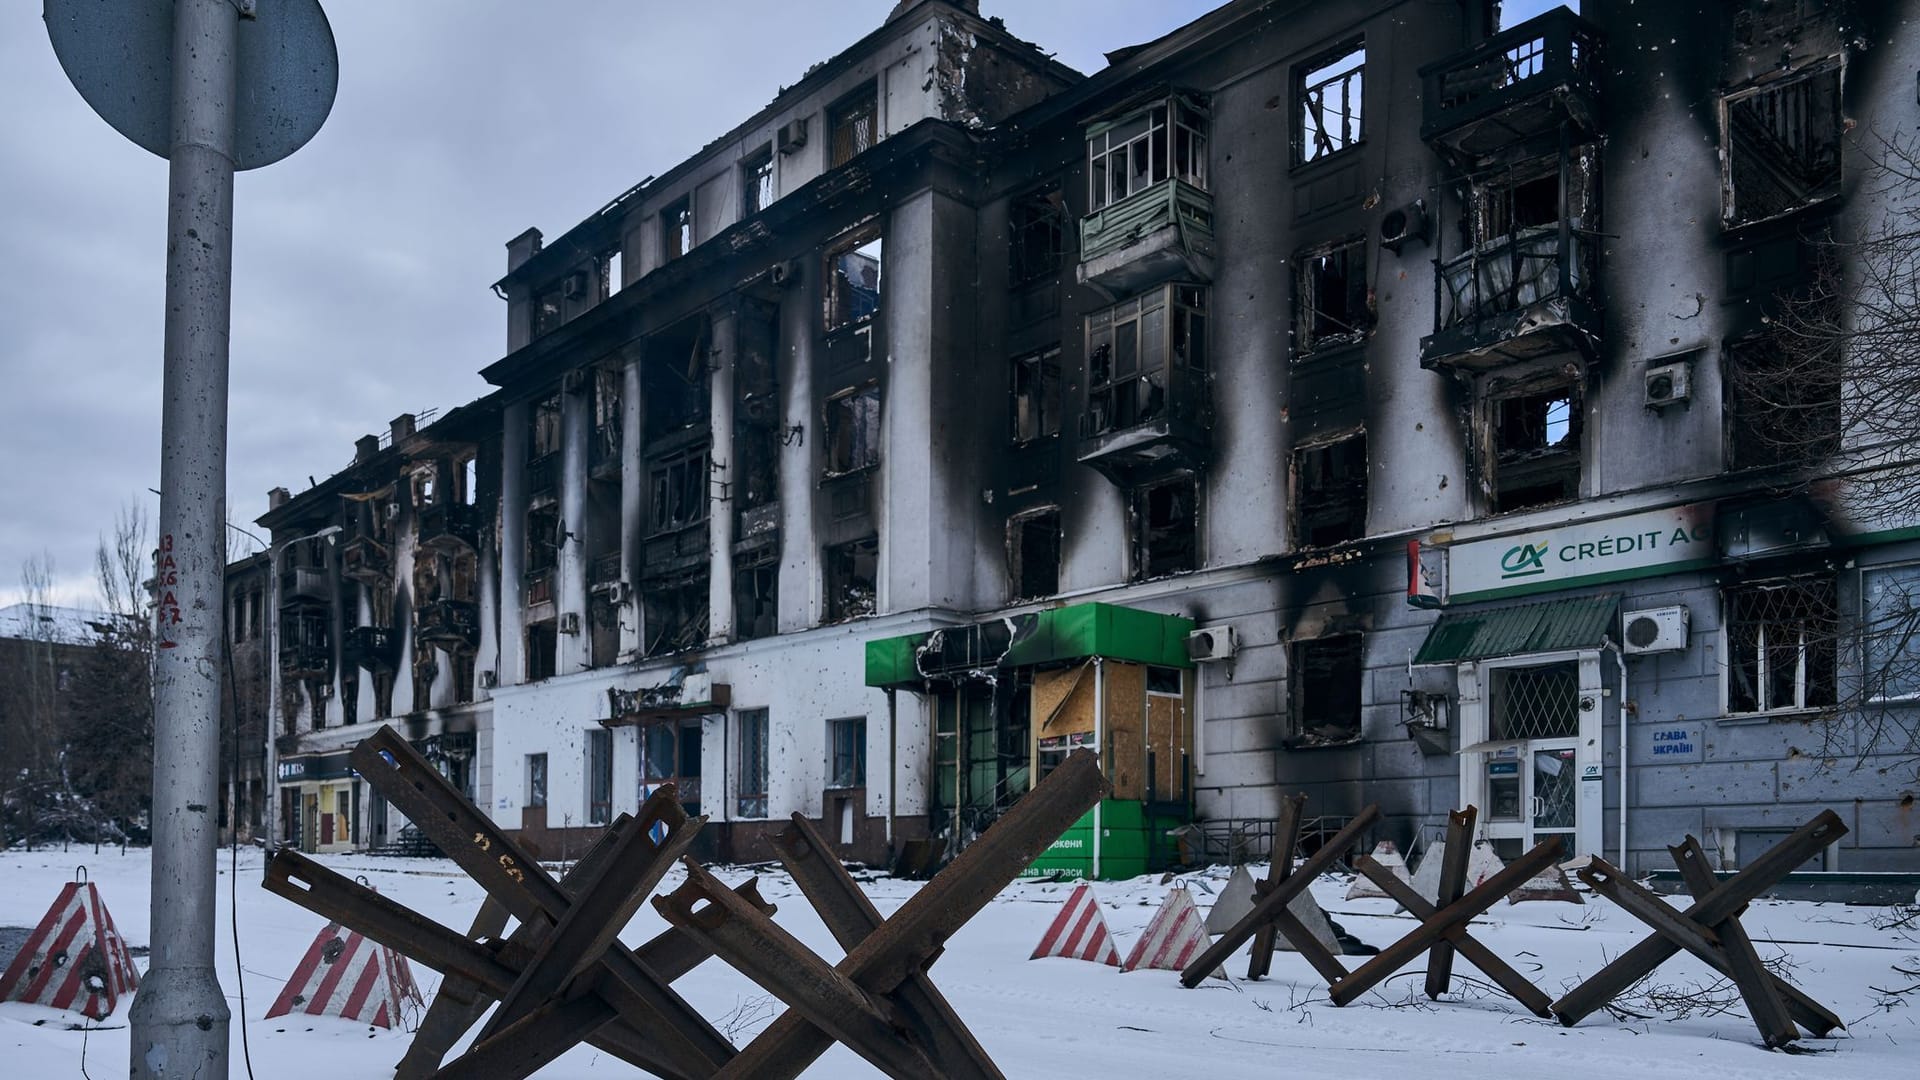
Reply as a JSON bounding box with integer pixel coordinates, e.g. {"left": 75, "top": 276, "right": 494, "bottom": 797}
{"left": 865, "top": 602, "right": 1195, "bottom": 688}
{"left": 1413, "top": 593, "right": 1620, "bottom": 666}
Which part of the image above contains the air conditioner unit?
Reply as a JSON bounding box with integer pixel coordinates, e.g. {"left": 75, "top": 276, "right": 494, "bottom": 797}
{"left": 768, "top": 258, "right": 801, "bottom": 288}
{"left": 1186, "top": 625, "right": 1235, "bottom": 662}
{"left": 777, "top": 118, "right": 809, "bottom": 156}
{"left": 562, "top": 270, "right": 589, "bottom": 300}
{"left": 1644, "top": 359, "right": 1693, "bottom": 409}
{"left": 1621, "top": 606, "right": 1689, "bottom": 654}
{"left": 478, "top": 670, "right": 498, "bottom": 690}
{"left": 559, "top": 612, "right": 582, "bottom": 636}
{"left": 1379, "top": 198, "right": 1429, "bottom": 253}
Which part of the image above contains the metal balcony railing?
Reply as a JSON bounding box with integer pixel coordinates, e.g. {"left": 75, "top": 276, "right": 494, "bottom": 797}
{"left": 279, "top": 566, "right": 331, "bottom": 605}
{"left": 1436, "top": 225, "right": 1589, "bottom": 331}
{"left": 342, "top": 625, "right": 399, "bottom": 672}
{"left": 415, "top": 600, "right": 480, "bottom": 651}
{"left": 526, "top": 452, "right": 559, "bottom": 498}
{"left": 1420, "top": 7, "right": 1602, "bottom": 159}
{"left": 417, "top": 501, "right": 480, "bottom": 553}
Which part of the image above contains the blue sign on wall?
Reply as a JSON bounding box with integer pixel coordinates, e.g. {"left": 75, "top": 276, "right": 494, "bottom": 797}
{"left": 1636, "top": 722, "right": 1704, "bottom": 765}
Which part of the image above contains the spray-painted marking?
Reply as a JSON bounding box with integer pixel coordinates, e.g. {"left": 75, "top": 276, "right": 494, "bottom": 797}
{"left": 156, "top": 533, "right": 182, "bottom": 647}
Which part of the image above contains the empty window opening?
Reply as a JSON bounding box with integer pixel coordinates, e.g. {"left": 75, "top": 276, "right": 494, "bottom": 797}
{"left": 643, "top": 572, "right": 709, "bottom": 657}
{"left": 412, "top": 638, "right": 435, "bottom": 713}
{"left": 1085, "top": 285, "right": 1207, "bottom": 436}
{"left": 1724, "top": 330, "right": 1841, "bottom": 471}
{"left": 586, "top": 728, "right": 612, "bottom": 825}
{"left": 823, "top": 383, "right": 881, "bottom": 476}
{"left": 525, "top": 621, "right": 558, "bottom": 682}
{"left": 1009, "top": 183, "right": 1066, "bottom": 284}
{"left": 452, "top": 652, "right": 474, "bottom": 706}
{"left": 736, "top": 708, "right": 769, "bottom": 818}
{"left": 648, "top": 447, "right": 709, "bottom": 535}
{"left": 1007, "top": 508, "right": 1062, "bottom": 601}
{"left": 1011, "top": 346, "right": 1062, "bottom": 445}
{"left": 1294, "top": 237, "right": 1368, "bottom": 358}
{"left": 824, "top": 228, "right": 882, "bottom": 332}
{"left": 732, "top": 552, "right": 779, "bottom": 642}
{"left": 526, "top": 505, "right": 559, "bottom": 575}
{"left": 529, "top": 394, "right": 563, "bottom": 460}
{"left": 828, "top": 715, "right": 866, "bottom": 788}
{"left": 1294, "top": 431, "right": 1368, "bottom": 547}
{"left": 825, "top": 536, "right": 879, "bottom": 622}
{"left": 742, "top": 147, "right": 775, "bottom": 217}
{"left": 1087, "top": 97, "right": 1208, "bottom": 212}
{"left": 1290, "top": 633, "right": 1363, "bottom": 745}
{"left": 1726, "top": 577, "right": 1837, "bottom": 714}
{"left": 533, "top": 284, "right": 565, "bottom": 337}
{"left": 829, "top": 84, "right": 878, "bottom": 168}
{"left": 525, "top": 753, "right": 548, "bottom": 809}
{"left": 1133, "top": 476, "right": 1198, "bottom": 580}
{"left": 1723, "top": 61, "right": 1842, "bottom": 228}
{"left": 662, "top": 195, "right": 693, "bottom": 261}
{"left": 373, "top": 671, "right": 394, "bottom": 721}
{"left": 1489, "top": 381, "right": 1581, "bottom": 512}
{"left": 1298, "top": 40, "right": 1364, "bottom": 164}
{"left": 602, "top": 247, "right": 622, "bottom": 298}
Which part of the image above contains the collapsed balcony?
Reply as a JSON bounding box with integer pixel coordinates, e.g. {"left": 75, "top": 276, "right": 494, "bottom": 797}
{"left": 342, "top": 625, "right": 400, "bottom": 673}
{"left": 340, "top": 534, "right": 391, "bottom": 586}
{"left": 416, "top": 599, "right": 480, "bottom": 652}
{"left": 1420, "top": 7, "right": 1602, "bottom": 165}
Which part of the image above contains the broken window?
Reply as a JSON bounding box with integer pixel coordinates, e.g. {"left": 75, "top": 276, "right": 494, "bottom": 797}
{"left": 526, "top": 505, "right": 559, "bottom": 574}
{"left": 1087, "top": 97, "right": 1208, "bottom": 212}
{"left": 1297, "top": 39, "right": 1364, "bottom": 165}
{"left": 1293, "top": 237, "right": 1368, "bottom": 358}
{"left": 735, "top": 708, "right": 769, "bottom": 818}
{"left": 601, "top": 246, "right": 621, "bottom": 298}
{"left": 741, "top": 146, "right": 775, "bottom": 217}
{"left": 1010, "top": 346, "right": 1061, "bottom": 445}
{"left": 1007, "top": 508, "right": 1062, "bottom": 601}
{"left": 648, "top": 447, "right": 709, "bottom": 535}
{"left": 1085, "top": 284, "right": 1206, "bottom": 436}
{"left": 825, "top": 535, "right": 878, "bottom": 622}
{"left": 642, "top": 572, "right": 709, "bottom": 656}
{"left": 412, "top": 638, "right": 435, "bottom": 713}
{"left": 828, "top": 716, "right": 866, "bottom": 788}
{"left": 525, "top": 620, "right": 557, "bottom": 682}
{"left": 824, "top": 227, "right": 882, "bottom": 332}
{"left": 1133, "top": 476, "right": 1198, "bottom": 580}
{"left": 823, "top": 383, "right": 881, "bottom": 476}
{"left": 1724, "top": 330, "right": 1841, "bottom": 470}
{"left": 1289, "top": 633, "right": 1364, "bottom": 745}
{"left": 1009, "top": 182, "right": 1066, "bottom": 283}
{"left": 529, "top": 393, "right": 562, "bottom": 459}
{"left": 1293, "top": 431, "right": 1368, "bottom": 547}
{"left": 525, "top": 753, "right": 548, "bottom": 809}
{"left": 533, "top": 284, "right": 565, "bottom": 337}
{"left": 591, "top": 369, "right": 621, "bottom": 472}
{"left": 1725, "top": 577, "right": 1837, "bottom": 714}
{"left": 829, "top": 83, "right": 878, "bottom": 168}
{"left": 452, "top": 651, "right": 474, "bottom": 705}
{"left": 1722, "top": 61, "right": 1843, "bottom": 229}
{"left": 586, "top": 728, "right": 612, "bottom": 825}
{"left": 374, "top": 671, "right": 395, "bottom": 720}
{"left": 732, "top": 550, "right": 779, "bottom": 642}
{"left": 1440, "top": 149, "right": 1599, "bottom": 332}
{"left": 1488, "top": 380, "right": 1581, "bottom": 513}
{"left": 662, "top": 194, "right": 693, "bottom": 260}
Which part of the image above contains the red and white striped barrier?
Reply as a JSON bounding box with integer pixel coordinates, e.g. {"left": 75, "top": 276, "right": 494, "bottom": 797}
{"left": 1122, "top": 887, "right": 1222, "bottom": 978}
{"left": 266, "top": 920, "right": 423, "bottom": 1028}
{"left": 1030, "top": 883, "right": 1121, "bottom": 966}
{"left": 0, "top": 875, "right": 141, "bottom": 1019}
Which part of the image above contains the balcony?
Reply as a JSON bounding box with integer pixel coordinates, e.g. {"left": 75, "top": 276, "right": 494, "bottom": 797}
{"left": 526, "top": 452, "right": 559, "bottom": 500}
{"left": 590, "top": 424, "right": 621, "bottom": 481}
{"left": 278, "top": 614, "right": 329, "bottom": 678}
{"left": 418, "top": 501, "right": 481, "bottom": 555}
{"left": 279, "top": 566, "right": 331, "bottom": 606}
{"left": 1420, "top": 7, "right": 1602, "bottom": 165}
{"left": 416, "top": 599, "right": 479, "bottom": 652}
{"left": 340, "top": 535, "right": 391, "bottom": 587}
{"left": 342, "top": 625, "right": 399, "bottom": 673}
{"left": 1077, "top": 364, "right": 1211, "bottom": 485}
{"left": 1420, "top": 225, "right": 1599, "bottom": 372}
{"left": 1077, "top": 179, "right": 1215, "bottom": 295}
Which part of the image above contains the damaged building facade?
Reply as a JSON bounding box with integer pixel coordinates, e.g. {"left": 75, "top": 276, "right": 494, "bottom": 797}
{"left": 264, "top": 0, "right": 1920, "bottom": 877}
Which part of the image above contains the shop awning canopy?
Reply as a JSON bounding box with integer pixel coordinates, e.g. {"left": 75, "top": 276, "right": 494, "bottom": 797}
{"left": 1412, "top": 593, "right": 1621, "bottom": 666}
{"left": 865, "top": 602, "right": 1195, "bottom": 688}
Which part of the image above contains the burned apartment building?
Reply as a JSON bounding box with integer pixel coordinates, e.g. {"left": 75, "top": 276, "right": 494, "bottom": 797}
{"left": 265, "top": 0, "right": 1920, "bottom": 880}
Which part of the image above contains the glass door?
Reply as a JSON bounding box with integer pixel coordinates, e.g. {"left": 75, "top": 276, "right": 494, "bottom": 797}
{"left": 1482, "top": 662, "right": 1581, "bottom": 859}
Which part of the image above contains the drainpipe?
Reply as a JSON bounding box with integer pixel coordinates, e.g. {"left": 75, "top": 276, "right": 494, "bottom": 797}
{"left": 1092, "top": 656, "right": 1105, "bottom": 880}
{"left": 1602, "top": 636, "right": 1628, "bottom": 871}
{"left": 262, "top": 540, "right": 282, "bottom": 877}
{"left": 886, "top": 688, "right": 897, "bottom": 851}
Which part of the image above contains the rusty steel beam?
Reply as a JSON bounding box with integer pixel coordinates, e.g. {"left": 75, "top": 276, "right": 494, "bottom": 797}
{"left": 1328, "top": 836, "right": 1563, "bottom": 1008}
{"left": 1551, "top": 809, "right": 1846, "bottom": 1028}
{"left": 436, "top": 994, "right": 622, "bottom": 1080}
{"left": 1424, "top": 808, "right": 1475, "bottom": 1001}
{"left": 1669, "top": 842, "right": 1843, "bottom": 1037}
{"left": 1669, "top": 837, "right": 1797, "bottom": 1048}
{"left": 1181, "top": 804, "right": 1381, "bottom": 989}
{"left": 1246, "top": 793, "right": 1306, "bottom": 981}
{"left": 394, "top": 896, "right": 510, "bottom": 1080}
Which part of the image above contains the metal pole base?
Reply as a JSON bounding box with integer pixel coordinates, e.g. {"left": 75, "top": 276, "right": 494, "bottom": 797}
{"left": 127, "top": 965, "right": 232, "bottom": 1080}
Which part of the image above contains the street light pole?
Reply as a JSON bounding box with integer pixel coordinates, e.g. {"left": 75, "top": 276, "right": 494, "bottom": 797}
{"left": 127, "top": 1, "right": 237, "bottom": 1075}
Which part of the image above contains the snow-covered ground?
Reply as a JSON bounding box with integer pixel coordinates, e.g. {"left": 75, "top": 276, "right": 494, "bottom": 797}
{"left": 1, "top": 846, "right": 1914, "bottom": 1078}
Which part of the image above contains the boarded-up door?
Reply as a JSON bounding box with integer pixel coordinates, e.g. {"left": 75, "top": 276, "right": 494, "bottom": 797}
{"left": 1104, "top": 662, "right": 1147, "bottom": 800}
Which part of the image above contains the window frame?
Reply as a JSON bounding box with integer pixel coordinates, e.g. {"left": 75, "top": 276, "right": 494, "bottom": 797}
{"left": 1292, "top": 428, "right": 1369, "bottom": 548}
{"left": 741, "top": 146, "right": 776, "bottom": 218}
{"left": 1010, "top": 345, "right": 1062, "bottom": 446}
{"left": 822, "top": 382, "right": 882, "bottom": 478}
{"left": 525, "top": 752, "right": 549, "bottom": 810}
{"left": 827, "top": 715, "right": 867, "bottom": 789}
{"left": 1132, "top": 474, "right": 1199, "bottom": 582}
{"left": 647, "top": 445, "right": 710, "bottom": 536}
{"left": 828, "top": 82, "right": 879, "bottom": 169}
{"left": 1862, "top": 562, "right": 1920, "bottom": 704}
{"left": 1719, "top": 58, "right": 1844, "bottom": 230}
{"left": 1085, "top": 96, "right": 1208, "bottom": 212}
{"left": 1008, "top": 182, "right": 1067, "bottom": 285}
{"left": 1292, "top": 235, "right": 1369, "bottom": 359}
{"left": 822, "top": 225, "right": 883, "bottom": 334}
{"left": 1484, "top": 375, "right": 1584, "bottom": 515}
{"left": 1294, "top": 38, "right": 1366, "bottom": 167}
{"left": 735, "top": 707, "right": 770, "bottom": 819}
{"left": 586, "top": 728, "right": 612, "bottom": 825}
{"left": 824, "top": 535, "right": 879, "bottom": 623}
{"left": 661, "top": 194, "right": 693, "bottom": 261}
{"left": 1287, "top": 632, "right": 1365, "bottom": 747}
{"left": 1721, "top": 575, "right": 1839, "bottom": 717}
{"left": 1006, "top": 506, "right": 1063, "bottom": 602}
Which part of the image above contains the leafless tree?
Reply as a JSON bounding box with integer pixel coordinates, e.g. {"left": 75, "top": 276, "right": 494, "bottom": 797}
{"left": 61, "top": 501, "right": 156, "bottom": 840}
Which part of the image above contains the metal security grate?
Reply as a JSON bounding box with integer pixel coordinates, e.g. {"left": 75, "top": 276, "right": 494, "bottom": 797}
{"left": 1726, "top": 577, "right": 1837, "bottom": 713}
{"left": 1492, "top": 661, "right": 1580, "bottom": 740}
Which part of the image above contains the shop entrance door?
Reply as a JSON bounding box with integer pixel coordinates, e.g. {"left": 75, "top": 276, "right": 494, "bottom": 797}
{"left": 1481, "top": 661, "right": 1581, "bottom": 860}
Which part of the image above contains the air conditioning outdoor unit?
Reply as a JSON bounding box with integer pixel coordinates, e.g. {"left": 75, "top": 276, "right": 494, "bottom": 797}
{"left": 777, "top": 118, "right": 809, "bottom": 156}
{"left": 1379, "top": 198, "right": 1429, "bottom": 252}
{"left": 1186, "top": 625, "right": 1235, "bottom": 662}
{"left": 559, "top": 612, "right": 582, "bottom": 636}
{"left": 1644, "top": 359, "right": 1693, "bottom": 409}
{"left": 1621, "top": 606, "right": 1690, "bottom": 654}
{"left": 768, "top": 259, "right": 801, "bottom": 288}
{"left": 562, "top": 270, "right": 589, "bottom": 300}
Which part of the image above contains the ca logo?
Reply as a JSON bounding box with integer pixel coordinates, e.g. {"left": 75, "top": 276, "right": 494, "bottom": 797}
{"left": 1499, "top": 542, "right": 1549, "bottom": 578}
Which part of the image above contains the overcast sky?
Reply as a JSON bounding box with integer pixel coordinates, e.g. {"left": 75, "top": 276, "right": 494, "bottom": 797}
{"left": 0, "top": 0, "right": 1562, "bottom": 609}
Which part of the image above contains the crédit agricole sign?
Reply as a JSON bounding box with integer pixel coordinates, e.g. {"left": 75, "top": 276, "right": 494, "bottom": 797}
{"left": 1445, "top": 502, "right": 1717, "bottom": 602}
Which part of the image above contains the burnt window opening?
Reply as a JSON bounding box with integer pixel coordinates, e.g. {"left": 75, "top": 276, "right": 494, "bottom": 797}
{"left": 828, "top": 715, "right": 866, "bottom": 789}
{"left": 736, "top": 708, "right": 770, "bottom": 818}
{"left": 1488, "top": 380, "right": 1581, "bottom": 513}
{"left": 643, "top": 325, "right": 712, "bottom": 440}
{"left": 824, "top": 227, "right": 882, "bottom": 333}
{"left": 526, "top": 505, "right": 560, "bottom": 575}
{"left": 1725, "top": 576, "right": 1837, "bottom": 714}
{"left": 591, "top": 369, "right": 622, "bottom": 472}
{"left": 1297, "top": 39, "right": 1364, "bottom": 165}
{"left": 1293, "top": 237, "right": 1368, "bottom": 358}
{"left": 529, "top": 394, "right": 563, "bottom": 460}
{"left": 533, "top": 284, "right": 565, "bottom": 337}
{"left": 1085, "top": 284, "right": 1207, "bottom": 437}
{"left": 829, "top": 83, "right": 878, "bottom": 168}
{"left": 1009, "top": 183, "right": 1066, "bottom": 284}
{"left": 1723, "top": 61, "right": 1843, "bottom": 229}
{"left": 525, "top": 753, "right": 548, "bottom": 809}
{"left": 339, "top": 678, "right": 358, "bottom": 728}
{"left": 732, "top": 551, "right": 778, "bottom": 642}
{"left": 643, "top": 572, "right": 709, "bottom": 656}
{"left": 412, "top": 464, "right": 439, "bottom": 508}
{"left": 373, "top": 671, "right": 395, "bottom": 721}
{"left": 600, "top": 246, "right": 621, "bottom": 299}
{"left": 412, "top": 639, "right": 436, "bottom": 714}
{"left": 825, "top": 535, "right": 878, "bottom": 622}
{"left": 1294, "top": 431, "right": 1369, "bottom": 547}
{"left": 586, "top": 728, "right": 612, "bottom": 825}
{"left": 451, "top": 652, "right": 475, "bottom": 706}
{"left": 742, "top": 147, "right": 775, "bottom": 217}
{"left": 1007, "top": 508, "right": 1062, "bottom": 602}
{"left": 1011, "top": 346, "right": 1062, "bottom": 445}
{"left": 1289, "top": 633, "right": 1364, "bottom": 746}
{"left": 1475, "top": 162, "right": 1563, "bottom": 245}
{"left": 823, "top": 383, "right": 881, "bottom": 477}
{"left": 648, "top": 447, "right": 709, "bottom": 535}
{"left": 1724, "top": 330, "right": 1841, "bottom": 470}
{"left": 662, "top": 194, "right": 693, "bottom": 261}
{"left": 1087, "top": 97, "right": 1208, "bottom": 212}
{"left": 1133, "top": 476, "right": 1198, "bottom": 581}
{"left": 525, "top": 620, "right": 558, "bottom": 682}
